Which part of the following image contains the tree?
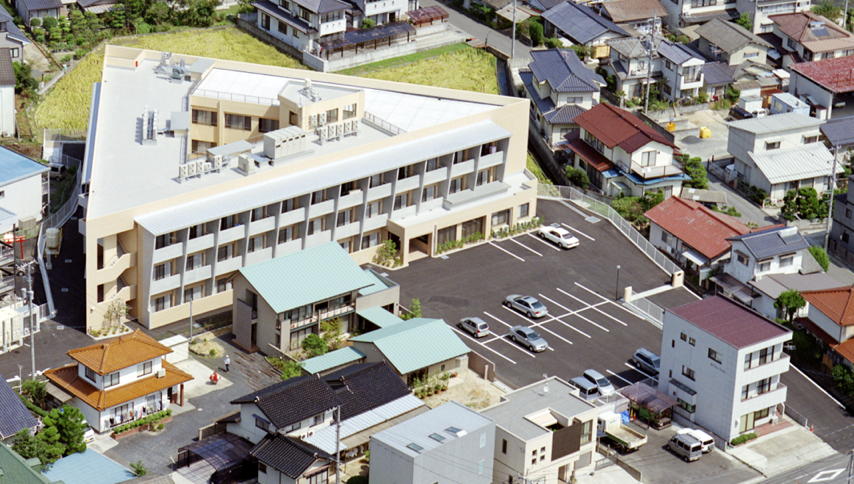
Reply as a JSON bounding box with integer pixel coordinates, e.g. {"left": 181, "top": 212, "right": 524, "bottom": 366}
{"left": 809, "top": 246, "right": 830, "bottom": 272}
{"left": 831, "top": 364, "right": 854, "bottom": 396}
{"left": 301, "top": 333, "right": 328, "bottom": 357}
{"left": 21, "top": 379, "right": 47, "bottom": 409}
{"left": 774, "top": 290, "right": 805, "bottom": 323}
{"left": 402, "top": 298, "right": 422, "bottom": 320}
{"left": 678, "top": 155, "right": 708, "bottom": 189}
{"left": 12, "top": 429, "right": 65, "bottom": 466}
{"left": 102, "top": 298, "right": 129, "bottom": 327}
{"left": 812, "top": 0, "right": 842, "bottom": 21}
{"left": 320, "top": 318, "right": 342, "bottom": 350}
{"left": 640, "top": 190, "right": 664, "bottom": 211}
{"left": 43, "top": 406, "right": 87, "bottom": 456}
{"left": 13, "top": 62, "right": 38, "bottom": 96}
{"left": 781, "top": 187, "right": 826, "bottom": 221}
{"left": 145, "top": 1, "right": 171, "bottom": 24}
{"left": 528, "top": 20, "right": 544, "bottom": 46}
{"left": 565, "top": 166, "right": 590, "bottom": 190}
{"left": 735, "top": 12, "right": 753, "bottom": 31}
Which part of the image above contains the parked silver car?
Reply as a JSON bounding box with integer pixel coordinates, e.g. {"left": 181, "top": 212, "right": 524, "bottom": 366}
{"left": 504, "top": 295, "right": 548, "bottom": 319}
{"left": 510, "top": 325, "right": 548, "bottom": 352}
{"left": 458, "top": 317, "right": 490, "bottom": 338}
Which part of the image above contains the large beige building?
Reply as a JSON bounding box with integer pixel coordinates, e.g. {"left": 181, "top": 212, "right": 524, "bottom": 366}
{"left": 81, "top": 46, "right": 537, "bottom": 331}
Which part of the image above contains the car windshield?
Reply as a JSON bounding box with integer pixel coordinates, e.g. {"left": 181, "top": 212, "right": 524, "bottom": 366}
{"left": 528, "top": 330, "right": 541, "bottom": 339}
{"left": 477, "top": 323, "right": 488, "bottom": 329}
{"left": 532, "top": 302, "right": 545, "bottom": 310}
{"left": 651, "top": 356, "right": 661, "bottom": 368}
{"left": 562, "top": 233, "right": 574, "bottom": 239}
{"left": 596, "top": 377, "right": 610, "bottom": 386}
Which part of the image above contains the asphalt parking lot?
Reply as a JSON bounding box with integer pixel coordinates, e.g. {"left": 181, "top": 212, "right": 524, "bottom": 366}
{"left": 388, "top": 199, "right": 699, "bottom": 390}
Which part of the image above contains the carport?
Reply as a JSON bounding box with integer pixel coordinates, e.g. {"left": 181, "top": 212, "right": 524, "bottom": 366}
{"left": 620, "top": 381, "right": 677, "bottom": 430}
{"left": 176, "top": 433, "right": 255, "bottom": 483}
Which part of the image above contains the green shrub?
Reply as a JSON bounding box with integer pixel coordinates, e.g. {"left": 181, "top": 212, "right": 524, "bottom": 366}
{"left": 809, "top": 246, "right": 830, "bottom": 272}
{"left": 372, "top": 239, "right": 402, "bottom": 267}
{"left": 361, "top": 18, "right": 376, "bottom": 29}
{"left": 528, "top": 20, "right": 544, "bottom": 46}
{"left": 131, "top": 461, "right": 147, "bottom": 477}
{"left": 29, "top": 18, "right": 41, "bottom": 27}
{"left": 544, "top": 37, "right": 562, "bottom": 49}
{"left": 302, "top": 334, "right": 328, "bottom": 357}
{"left": 730, "top": 433, "right": 757, "bottom": 446}
{"left": 565, "top": 166, "right": 590, "bottom": 189}
{"left": 676, "top": 154, "right": 708, "bottom": 189}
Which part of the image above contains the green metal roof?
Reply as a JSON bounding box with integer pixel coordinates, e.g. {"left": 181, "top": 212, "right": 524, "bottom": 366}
{"left": 301, "top": 347, "right": 366, "bottom": 374}
{"left": 358, "top": 270, "right": 394, "bottom": 296}
{"left": 356, "top": 306, "right": 403, "bottom": 328}
{"left": 239, "top": 242, "right": 377, "bottom": 314}
{"left": 350, "top": 318, "right": 470, "bottom": 375}
{"left": 0, "top": 444, "right": 59, "bottom": 484}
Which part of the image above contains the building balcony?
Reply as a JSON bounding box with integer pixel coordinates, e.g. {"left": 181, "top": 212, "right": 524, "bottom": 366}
{"left": 396, "top": 176, "right": 420, "bottom": 193}
{"left": 219, "top": 225, "right": 246, "bottom": 244}
{"left": 338, "top": 189, "right": 364, "bottom": 210}
{"left": 742, "top": 354, "right": 790, "bottom": 381}
{"left": 367, "top": 184, "right": 392, "bottom": 201}
{"left": 335, "top": 221, "right": 361, "bottom": 239}
{"left": 184, "top": 265, "right": 213, "bottom": 286}
{"left": 739, "top": 384, "right": 787, "bottom": 412}
{"left": 423, "top": 169, "right": 447, "bottom": 185}
{"left": 362, "top": 214, "right": 389, "bottom": 232}
{"left": 307, "top": 200, "right": 335, "bottom": 218}
{"left": 479, "top": 151, "right": 504, "bottom": 169}
{"left": 627, "top": 162, "right": 683, "bottom": 179}
{"left": 0, "top": 245, "right": 14, "bottom": 266}
{"left": 215, "top": 256, "right": 243, "bottom": 276}
{"left": 249, "top": 216, "right": 276, "bottom": 236}
{"left": 186, "top": 233, "right": 215, "bottom": 253}
{"left": 285, "top": 303, "right": 355, "bottom": 331}
{"left": 153, "top": 241, "right": 183, "bottom": 264}
{"left": 245, "top": 247, "right": 273, "bottom": 266}
{"left": 450, "top": 160, "right": 475, "bottom": 178}
{"left": 150, "top": 273, "right": 181, "bottom": 295}
{"left": 279, "top": 208, "right": 306, "bottom": 227}
{"left": 116, "top": 278, "right": 136, "bottom": 301}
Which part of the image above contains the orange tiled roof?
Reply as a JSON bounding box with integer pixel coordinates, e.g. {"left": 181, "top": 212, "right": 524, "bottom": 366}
{"left": 44, "top": 360, "right": 192, "bottom": 411}
{"left": 834, "top": 339, "right": 854, "bottom": 365}
{"left": 67, "top": 330, "right": 172, "bottom": 375}
{"left": 802, "top": 286, "right": 854, "bottom": 327}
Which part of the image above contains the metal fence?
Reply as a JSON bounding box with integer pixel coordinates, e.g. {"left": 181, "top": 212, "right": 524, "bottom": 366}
{"left": 538, "top": 184, "right": 681, "bottom": 275}
{"left": 623, "top": 298, "right": 665, "bottom": 328}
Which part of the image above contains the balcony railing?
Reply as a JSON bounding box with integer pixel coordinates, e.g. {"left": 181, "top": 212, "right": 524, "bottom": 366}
{"left": 628, "top": 162, "right": 684, "bottom": 179}
{"left": 286, "top": 303, "right": 355, "bottom": 330}
{"left": 742, "top": 383, "right": 787, "bottom": 402}
{"left": 744, "top": 353, "right": 790, "bottom": 372}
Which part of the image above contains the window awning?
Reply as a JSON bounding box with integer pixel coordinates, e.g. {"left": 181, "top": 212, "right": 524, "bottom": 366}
{"left": 45, "top": 382, "right": 72, "bottom": 403}
{"left": 682, "top": 248, "right": 708, "bottom": 267}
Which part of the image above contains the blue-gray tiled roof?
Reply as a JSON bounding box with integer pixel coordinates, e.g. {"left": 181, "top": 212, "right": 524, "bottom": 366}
{"left": 528, "top": 49, "right": 605, "bottom": 93}
{"left": 657, "top": 40, "right": 703, "bottom": 65}
{"left": 728, "top": 226, "right": 809, "bottom": 259}
{"left": 703, "top": 62, "right": 735, "bottom": 86}
{"left": 0, "top": 377, "right": 37, "bottom": 439}
{"left": 821, "top": 115, "right": 854, "bottom": 148}
{"left": 542, "top": 2, "right": 627, "bottom": 44}
{"left": 544, "top": 104, "right": 587, "bottom": 124}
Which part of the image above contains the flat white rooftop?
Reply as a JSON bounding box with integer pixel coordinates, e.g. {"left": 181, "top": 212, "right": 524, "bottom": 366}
{"left": 86, "top": 56, "right": 500, "bottom": 219}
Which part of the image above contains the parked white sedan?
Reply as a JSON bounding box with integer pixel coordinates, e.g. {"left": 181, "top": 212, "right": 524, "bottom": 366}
{"left": 537, "top": 223, "right": 580, "bottom": 249}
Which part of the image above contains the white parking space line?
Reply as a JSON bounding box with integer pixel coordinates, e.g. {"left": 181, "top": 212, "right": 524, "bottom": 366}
{"left": 536, "top": 295, "right": 594, "bottom": 338}
{"left": 489, "top": 241, "right": 525, "bottom": 262}
{"left": 556, "top": 288, "right": 627, "bottom": 328}
{"left": 548, "top": 316, "right": 591, "bottom": 338}
{"left": 606, "top": 369, "right": 635, "bottom": 386}
{"left": 561, "top": 223, "right": 595, "bottom": 241}
{"left": 624, "top": 362, "right": 658, "bottom": 383}
{"left": 482, "top": 311, "right": 515, "bottom": 329}
{"left": 450, "top": 326, "right": 517, "bottom": 364}
{"left": 574, "top": 282, "right": 640, "bottom": 317}
{"left": 501, "top": 306, "right": 574, "bottom": 345}
{"left": 508, "top": 237, "right": 543, "bottom": 257}
{"left": 525, "top": 233, "right": 563, "bottom": 251}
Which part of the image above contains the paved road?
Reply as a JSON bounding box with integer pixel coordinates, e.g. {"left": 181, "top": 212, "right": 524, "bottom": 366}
{"left": 763, "top": 452, "right": 853, "bottom": 484}
{"left": 423, "top": 0, "right": 532, "bottom": 66}
{"left": 783, "top": 367, "right": 854, "bottom": 453}
{"left": 707, "top": 170, "right": 779, "bottom": 227}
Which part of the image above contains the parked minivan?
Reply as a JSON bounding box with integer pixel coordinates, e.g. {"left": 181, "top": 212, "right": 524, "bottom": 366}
{"left": 583, "top": 369, "right": 615, "bottom": 396}
{"left": 632, "top": 348, "right": 661, "bottom": 376}
{"left": 677, "top": 428, "right": 714, "bottom": 453}
{"left": 569, "top": 376, "right": 600, "bottom": 401}
{"left": 667, "top": 433, "right": 703, "bottom": 462}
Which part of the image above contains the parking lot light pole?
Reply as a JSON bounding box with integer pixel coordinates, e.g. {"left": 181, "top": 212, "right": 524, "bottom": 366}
{"left": 615, "top": 265, "right": 621, "bottom": 301}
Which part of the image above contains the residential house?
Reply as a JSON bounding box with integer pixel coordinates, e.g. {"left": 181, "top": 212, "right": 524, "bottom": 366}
{"left": 600, "top": 0, "right": 666, "bottom": 36}
{"left": 748, "top": 272, "right": 841, "bottom": 321}
{"left": 14, "top": 0, "right": 65, "bottom": 25}
{"left": 43, "top": 330, "right": 193, "bottom": 433}
{"left": 769, "top": 92, "right": 810, "bottom": 114}
{"left": 658, "top": 40, "right": 706, "bottom": 101}
{"left": 542, "top": 2, "right": 628, "bottom": 59}
{"left": 726, "top": 112, "right": 833, "bottom": 202}
{"left": 482, "top": 377, "right": 617, "bottom": 484}
{"left": 801, "top": 286, "right": 854, "bottom": 369}
{"left": 696, "top": 18, "right": 771, "bottom": 66}
{"left": 520, "top": 49, "right": 605, "bottom": 148}
{"left": 0, "top": 376, "right": 38, "bottom": 440}
{"left": 789, "top": 56, "right": 854, "bottom": 119}
{"left": 223, "top": 362, "right": 426, "bottom": 482}
{"left": 349, "top": 317, "right": 470, "bottom": 384}
{"left": 736, "top": 0, "right": 812, "bottom": 33}
{"left": 829, "top": 174, "right": 854, "bottom": 266}
{"left": 369, "top": 402, "right": 495, "bottom": 484}
{"left": 659, "top": 296, "right": 792, "bottom": 441}
{"left": 253, "top": 0, "right": 350, "bottom": 54}
{"left": 702, "top": 62, "right": 736, "bottom": 99}
{"left": 645, "top": 196, "right": 750, "bottom": 281}
{"left": 662, "top": 0, "right": 738, "bottom": 28}
{"left": 0, "top": 6, "right": 30, "bottom": 61}
{"left": 770, "top": 12, "right": 854, "bottom": 65}
{"left": 0, "top": 49, "right": 15, "bottom": 138}
{"left": 564, "top": 103, "right": 687, "bottom": 197}
{"left": 603, "top": 36, "right": 662, "bottom": 100}
{"left": 76, "top": 0, "right": 119, "bottom": 14}
{"left": 82, "top": 47, "right": 537, "bottom": 333}
{"left": 231, "top": 241, "right": 398, "bottom": 353}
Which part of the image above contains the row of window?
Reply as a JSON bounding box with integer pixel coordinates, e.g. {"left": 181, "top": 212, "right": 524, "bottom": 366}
{"left": 741, "top": 377, "right": 773, "bottom": 401}
{"left": 734, "top": 251, "right": 794, "bottom": 272}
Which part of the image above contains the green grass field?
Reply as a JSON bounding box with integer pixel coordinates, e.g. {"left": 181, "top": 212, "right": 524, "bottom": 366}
{"left": 33, "top": 27, "right": 306, "bottom": 133}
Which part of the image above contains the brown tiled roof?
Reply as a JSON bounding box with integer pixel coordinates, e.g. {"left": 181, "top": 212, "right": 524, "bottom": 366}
{"left": 834, "top": 338, "right": 854, "bottom": 365}
{"left": 802, "top": 286, "right": 854, "bottom": 326}
{"left": 573, "top": 103, "right": 676, "bottom": 153}
{"left": 669, "top": 296, "right": 790, "bottom": 349}
{"left": 769, "top": 12, "right": 854, "bottom": 53}
{"left": 67, "top": 330, "right": 171, "bottom": 375}
{"left": 44, "top": 360, "right": 192, "bottom": 411}
{"left": 644, "top": 197, "right": 750, "bottom": 260}
{"left": 565, "top": 136, "right": 614, "bottom": 172}
{"left": 602, "top": 0, "right": 666, "bottom": 23}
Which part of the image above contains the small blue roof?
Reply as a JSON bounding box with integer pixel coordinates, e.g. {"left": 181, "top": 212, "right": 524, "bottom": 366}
{"left": 356, "top": 306, "right": 403, "bottom": 328}
{"left": 301, "top": 346, "right": 366, "bottom": 374}
{"left": 543, "top": 2, "right": 627, "bottom": 45}
{"left": 239, "top": 242, "right": 377, "bottom": 314}
{"left": 0, "top": 376, "right": 38, "bottom": 439}
{"left": 42, "top": 449, "right": 132, "bottom": 484}
{"left": 0, "top": 147, "right": 47, "bottom": 187}
{"left": 358, "top": 269, "right": 394, "bottom": 297}
{"left": 529, "top": 49, "right": 605, "bottom": 93}
{"left": 727, "top": 226, "right": 809, "bottom": 259}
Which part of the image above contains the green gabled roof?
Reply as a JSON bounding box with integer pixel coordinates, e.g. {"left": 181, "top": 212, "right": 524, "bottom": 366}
{"left": 356, "top": 306, "right": 404, "bottom": 328}
{"left": 350, "top": 318, "right": 470, "bottom": 374}
{"left": 239, "top": 242, "right": 377, "bottom": 314}
{"left": 301, "top": 346, "right": 366, "bottom": 374}
{"left": 358, "top": 270, "right": 393, "bottom": 296}
{"left": 0, "top": 444, "right": 59, "bottom": 484}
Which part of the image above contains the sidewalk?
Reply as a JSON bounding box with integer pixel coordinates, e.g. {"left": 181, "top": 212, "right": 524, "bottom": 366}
{"left": 575, "top": 461, "right": 640, "bottom": 484}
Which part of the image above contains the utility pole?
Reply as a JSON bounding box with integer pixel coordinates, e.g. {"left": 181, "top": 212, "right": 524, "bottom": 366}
{"left": 847, "top": 448, "right": 853, "bottom": 484}
{"left": 189, "top": 297, "right": 194, "bottom": 340}
{"left": 824, "top": 146, "right": 839, "bottom": 252}
{"left": 510, "top": 0, "right": 517, "bottom": 62}
{"left": 843, "top": 0, "right": 850, "bottom": 29}
{"left": 334, "top": 405, "right": 342, "bottom": 484}
{"left": 643, "top": 16, "right": 658, "bottom": 113}
{"left": 21, "top": 262, "right": 35, "bottom": 379}
{"left": 615, "top": 265, "right": 622, "bottom": 301}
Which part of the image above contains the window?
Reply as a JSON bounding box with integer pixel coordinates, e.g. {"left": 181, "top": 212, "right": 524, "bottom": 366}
{"left": 681, "top": 365, "right": 695, "bottom": 381}
{"left": 10, "top": 48, "right": 18, "bottom": 58}
{"left": 191, "top": 109, "right": 217, "bottom": 126}
{"left": 225, "top": 113, "right": 251, "bottom": 130}
{"left": 153, "top": 293, "right": 171, "bottom": 312}
{"left": 736, "top": 251, "right": 749, "bottom": 265}
{"left": 741, "top": 384, "right": 749, "bottom": 400}
{"left": 326, "top": 108, "right": 339, "bottom": 123}
{"left": 478, "top": 459, "right": 485, "bottom": 475}
{"left": 277, "top": 20, "right": 287, "bottom": 34}
{"left": 220, "top": 214, "right": 241, "bottom": 230}
{"left": 216, "top": 277, "right": 232, "bottom": 293}
{"left": 758, "top": 261, "right": 771, "bottom": 272}
{"left": 154, "top": 263, "right": 169, "bottom": 281}
{"left": 259, "top": 118, "right": 279, "bottom": 133}
{"left": 188, "top": 224, "right": 208, "bottom": 239}
{"left": 284, "top": 421, "right": 302, "bottom": 432}
{"left": 186, "top": 251, "right": 207, "bottom": 271}
{"left": 85, "top": 367, "right": 96, "bottom": 382}
{"left": 155, "top": 232, "right": 177, "bottom": 249}
{"left": 313, "top": 414, "right": 323, "bottom": 425}
{"left": 847, "top": 208, "right": 852, "bottom": 218}
{"left": 688, "top": 337, "right": 696, "bottom": 346}
{"left": 343, "top": 104, "right": 357, "bottom": 119}
{"left": 583, "top": 130, "right": 605, "bottom": 153}
{"left": 501, "top": 439, "right": 507, "bottom": 454}
{"left": 289, "top": 111, "right": 298, "bottom": 125}
{"left": 765, "top": 141, "right": 781, "bottom": 150}
{"left": 306, "top": 470, "right": 328, "bottom": 484}
{"left": 757, "top": 377, "right": 772, "bottom": 394}
{"left": 803, "top": 135, "right": 820, "bottom": 144}
{"left": 844, "top": 232, "right": 850, "bottom": 243}
{"left": 519, "top": 203, "right": 530, "bottom": 218}
{"left": 258, "top": 462, "right": 267, "bottom": 474}
{"left": 708, "top": 348, "right": 721, "bottom": 363}
{"left": 680, "top": 332, "right": 687, "bottom": 342}
{"left": 191, "top": 140, "right": 213, "bottom": 154}
{"left": 104, "top": 372, "right": 120, "bottom": 388}
{"left": 491, "top": 209, "right": 510, "bottom": 227}
{"left": 779, "top": 254, "right": 794, "bottom": 268}
{"left": 677, "top": 398, "right": 696, "bottom": 413}
{"left": 758, "top": 347, "right": 769, "bottom": 365}
{"left": 320, "top": 10, "right": 341, "bottom": 22}
{"left": 278, "top": 224, "right": 301, "bottom": 243}
{"left": 744, "top": 52, "right": 759, "bottom": 59}
{"left": 640, "top": 150, "right": 657, "bottom": 166}
{"left": 580, "top": 419, "right": 593, "bottom": 444}
{"left": 755, "top": 407, "right": 770, "bottom": 420}
{"left": 255, "top": 415, "right": 270, "bottom": 431}
{"left": 260, "top": 12, "right": 270, "bottom": 29}
{"left": 138, "top": 361, "right": 153, "bottom": 377}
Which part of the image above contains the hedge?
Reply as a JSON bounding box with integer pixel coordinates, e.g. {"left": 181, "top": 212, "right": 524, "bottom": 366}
{"left": 112, "top": 409, "right": 172, "bottom": 434}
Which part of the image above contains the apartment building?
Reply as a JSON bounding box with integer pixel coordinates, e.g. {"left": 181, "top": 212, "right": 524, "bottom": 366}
{"left": 81, "top": 46, "right": 536, "bottom": 332}
{"left": 736, "top": 0, "right": 812, "bottom": 33}
{"left": 659, "top": 297, "right": 792, "bottom": 442}
{"left": 829, "top": 174, "right": 854, "bottom": 266}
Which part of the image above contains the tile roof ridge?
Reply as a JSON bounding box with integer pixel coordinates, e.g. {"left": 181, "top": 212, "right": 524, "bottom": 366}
{"left": 692, "top": 202, "right": 750, "bottom": 234}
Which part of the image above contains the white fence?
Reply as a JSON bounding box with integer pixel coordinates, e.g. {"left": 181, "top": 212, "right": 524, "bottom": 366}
{"left": 623, "top": 297, "right": 665, "bottom": 328}
{"left": 538, "top": 184, "right": 681, "bottom": 275}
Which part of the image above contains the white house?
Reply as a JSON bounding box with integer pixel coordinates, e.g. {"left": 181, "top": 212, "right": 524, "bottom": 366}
{"left": 748, "top": 272, "right": 841, "bottom": 321}
{"left": 660, "top": 296, "right": 792, "bottom": 442}
{"left": 604, "top": 37, "right": 662, "bottom": 100}
{"left": 723, "top": 226, "right": 810, "bottom": 285}
{"left": 658, "top": 40, "right": 706, "bottom": 101}
{"left": 736, "top": 0, "right": 812, "bottom": 33}
{"left": 802, "top": 286, "right": 854, "bottom": 369}
{"left": 0, "top": 146, "right": 49, "bottom": 230}
{"left": 769, "top": 12, "right": 854, "bottom": 65}
{"left": 44, "top": 330, "right": 193, "bottom": 433}
{"left": 253, "top": 0, "right": 350, "bottom": 54}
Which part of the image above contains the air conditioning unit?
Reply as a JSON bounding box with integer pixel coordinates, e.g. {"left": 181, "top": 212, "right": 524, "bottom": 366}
{"left": 157, "top": 368, "right": 166, "bottom": 378}
{"left": 179, "top": 164, "right": 189, "bottom": 180}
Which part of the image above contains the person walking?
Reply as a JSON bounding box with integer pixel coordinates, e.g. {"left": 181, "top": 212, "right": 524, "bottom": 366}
{"left": 224, "top": 354, "right": 231, "bottom": 372}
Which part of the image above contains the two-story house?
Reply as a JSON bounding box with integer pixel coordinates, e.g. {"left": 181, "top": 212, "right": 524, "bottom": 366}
{"left": 726, "top": 112, "right": 835, "bottom": 202}
{"left": 696, "top": 18, "right": 772, "bottom": 65}
{"left": 801, "top": 286, "right": 854, "bottom": 370}
{"left": 482, "top": 377, "right": 613, "bottom": 484}
{"left": 600, "top": 0, "right": 666, "bottom": 36}
{"left": 736, "top": 0, "right": 812, "bottom": 33}
{"left": 542, "top": 2, "right": 628, "bottom": 59}
{"left": 224, "top": 362, "right": 426, "bottom": 482}
{"left": 769, "top": 12, "right": 854, "bottom": 65}
{"left": 829, "top": 175, "right": 854, "bottom": 266}
{"left": 348, "top": 0, "right": 412, "bottom": 27}
{"left": 659, "top": 296, "right": 792, "bottom": 442}
{"left": 565, "top": 103, "right": 687, "bottom": 197}
{"left": 604, "top": 36, "right": 662, "bottom": 100}
{"left": 658, "top": 40, "right": 706, "bottom": 101}
{"left": 662, "top": 0, "right": 738, "bottom": 29}
{"left": 43, "top": 330, "right": 193, "bottom": 433}
{"left": 253, "top": 0, "right": 350, "bottom": 54}
{"left": 520, "top": 49, "right": 605, "bottom": 148}
{"left": 0, "top": 7, "right": 29, "bottom": 62}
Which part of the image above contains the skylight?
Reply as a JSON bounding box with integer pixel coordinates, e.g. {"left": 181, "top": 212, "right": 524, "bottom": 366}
{"left": 406, "top": 443, "right": 424, "bottom": 453}
{"left": 428, "top": 433, "right": 446, "bottom": 443}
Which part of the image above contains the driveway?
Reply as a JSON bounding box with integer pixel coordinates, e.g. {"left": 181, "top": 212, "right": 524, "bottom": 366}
{"left": 707, "top": 171, "right": 779, "bottom": 227}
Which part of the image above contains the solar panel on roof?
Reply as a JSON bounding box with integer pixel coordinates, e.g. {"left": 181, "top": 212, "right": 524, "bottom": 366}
{"left": 811, "top": 27, "right": 829, "bottom": 37}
